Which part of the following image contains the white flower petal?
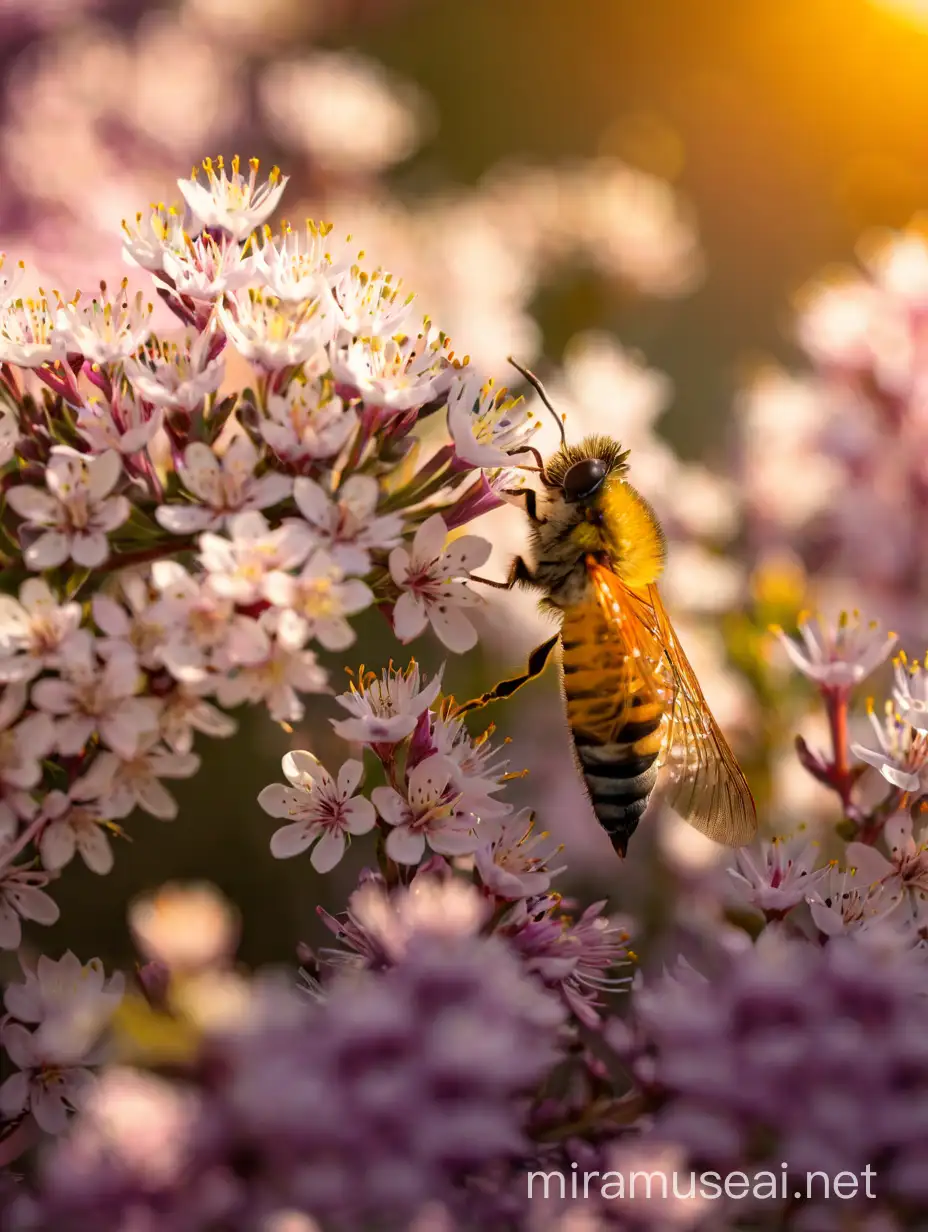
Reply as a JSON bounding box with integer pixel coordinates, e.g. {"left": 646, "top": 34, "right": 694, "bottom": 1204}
{"left": 392, "top": 592, "right": 428, "bottom": 643}
{"left": 310, "top": 829, "right": 346, "bottom": 873}
{"left": 385, "top": 825, "right": 426, "bottom": 865}
{"left": 270, "top": 821, "right": 314, "bottom": 858}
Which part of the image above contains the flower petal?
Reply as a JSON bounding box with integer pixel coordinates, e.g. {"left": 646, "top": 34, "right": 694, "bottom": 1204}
{"left": 441, "top": 534, "right": 492, "bottom": 574}
{"left": 392, "top": 592, "right": 428, "bottom": 643}
{"left": 310, "top": 829, "right": 346, "bottom": 873}
{"left": 371, "top": 785, "right": 407, "bottom": 826}
{"left": 428, "top": 604, "right": 478, "bottom": 653}
{"left": 385, "top": 825, "right": 426, "bottom": 865}
{"left": 337, "top": 758, "right": 364, "bottom": 797}
{"left": 342, "top": 795, "right": 377, "bottom": 834}
{"left": 24, "top": 532, "right": 71, "bottom": 570}
{"left": 270, "top": 821, "right": 314, "bottom": 858}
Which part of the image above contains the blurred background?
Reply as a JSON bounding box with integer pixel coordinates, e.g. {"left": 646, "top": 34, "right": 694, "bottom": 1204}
{"left": 10, "top": 0, "right": 928, "bottom": 969}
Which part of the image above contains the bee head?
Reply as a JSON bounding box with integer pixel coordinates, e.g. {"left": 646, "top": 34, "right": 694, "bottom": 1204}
{"left": 545, "top": 437, "right": 631, "bottom": 510}
{"left": 562, "top": 457, "right": 608, "bottom": 503}
{"left": 539, "top": 436, "right": 664, "bottom": 588}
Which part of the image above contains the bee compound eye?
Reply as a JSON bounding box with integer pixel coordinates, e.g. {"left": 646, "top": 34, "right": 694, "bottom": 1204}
{"left": 562, "top": 458, "right": 607, "bottom": 502}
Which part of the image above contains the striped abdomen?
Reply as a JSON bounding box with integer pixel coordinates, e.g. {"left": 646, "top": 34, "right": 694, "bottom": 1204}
{"left": 561, "top": 599, "right": 666, "bottom": 857}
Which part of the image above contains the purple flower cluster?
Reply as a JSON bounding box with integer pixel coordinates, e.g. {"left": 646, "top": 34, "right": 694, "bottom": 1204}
{"left": 615, "top": 929, "right": 928, "bottom": 1221}
{"left": 15, "top": 928, "right": 562, "bottom": 1231}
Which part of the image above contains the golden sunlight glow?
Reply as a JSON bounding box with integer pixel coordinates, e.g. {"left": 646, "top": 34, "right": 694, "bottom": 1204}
{"left": 872, "top": 0, "right": 928, "bottom": 28}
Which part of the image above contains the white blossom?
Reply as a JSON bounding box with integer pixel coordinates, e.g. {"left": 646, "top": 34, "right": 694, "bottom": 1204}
{"left": 447, "top": 371, "right": 538, "bottom": 467}
{"left": 331, "top": 265, "right": 416, "bottom": 338}
{"left": 215, "top": 609, "right": 328, "bottom": 723}
{"left": 851, "top": 700, "right": 928, "bottom": 793}
{"left": 0, "top": 869, "right": 59, "bottom": 950}
{"left": 75, "top": 386, "right": 162, "bottom": 456}
{"left": 330, "top": 661, "right": 441, "bottom": 744}
{"left": 217, "top": 286, "right": 338, "bottom": 369}
{"left": 727, "top": 835, "right": 828, "bottom": 915}
{"left": 198, "top": 510, "right": 315, "bottom": 605}
{"left": 258, "top": 750, "right": 376, "bottom": 872}
{"left": 124, "top": 331, "right": 226, "bottom": 411}
{"left": 371, "top": 753, "right": 479, "bottom": 865}
{"left": 31, "top": 642, "right": 158, "bottom": 759}
{"left": 157, "top": 682, "right": 237, "bottom": 756}
{"left": 6, "top": 447, "right": 130, "bottom": 570}
{"left": 0, "top": 682, "right": 55, "bottom": 842}
{"left": 0, "top": 1022, "right": 93, "bottom": 1133}
{"left": 91, "top": 576, "right": 179, "bottom": 671}
{"left": 72, "top": 736, "right": 200, "bottom": 823}
{"left": 129, "top": 883, "right": 239, "bottom": 973}
{"left": 807, "top": 862, "right": 904, "bottom": 937}
{"left": 772, "top": 611, "right": 897, "bottom": 691}
{"left": 262, "top": 550, "right": 373, "bottom": 651}
{"left": 121, "top": 203, "right": 199, "bottom": 273}
{"left": 389, "top": 513, "right": 490, "bottom": 653}
{"left": 259, "top": 384, "right": 357, "bottom": 463}
{"left": 292, "top": 474, "right": 403, "bottom": 574}
{"left": 161, "top": 232, "right": 258, "bottom": 302}
{"left": 53, "top": 280, "right": 153, "bottom": 365}
{"left": 147, "top": 562, "right": 260, "bottom": 683}
{"left": 892, "top": 653, "right": 928, "bottom": 735}
{"left": 0, "top": 952, "right": 124, "bottom": 1134}
{"left": 256, "top": 220, "right": 360, "bottom": 302}
{"left": 156, "top": 436, "right": 292, "bottom": 535}
{"left": 0, "top": 578, "right": 83, "bottom": 684}
{"left": 178, "top": 155, "right": 288, "bottom": 241}
{"left": 4, "top": 951, "right": 124, "bottom": 1038}
{"left": 0, "top": 407, "right": 19, "bottom": 466}
{"left": 474, "top": 809, "right": 562, "bottom": 900}
{"left": 330, "top": 331, "right": 449, "bottom": 411}
{"left": 0, "top": 294, "right": 70, "bottom": 368}
{"left": 37, "top": 792, "right": 115, "bottom": 876}
{"left": 847, "top": 813, "right": 928, "bottom": 924}
{"left": 431, "top": 711, "right": 512, "bottom": 821}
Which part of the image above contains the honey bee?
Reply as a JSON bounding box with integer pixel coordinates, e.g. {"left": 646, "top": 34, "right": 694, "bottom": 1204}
{"left": 460, "top": 360, "right": 757, "bottom": 858}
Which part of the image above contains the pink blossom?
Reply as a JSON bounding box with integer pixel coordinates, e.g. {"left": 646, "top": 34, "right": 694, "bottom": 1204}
{"left": 7, "top": 447, "right": 130, "bottom": 570}
{"left": 372, "top": 754, "right": 480, "bottom": 864}
{"left": 259, "top": 751, "right": 376, "bottom": 872}
{"left": 389, "top": 513, "right": 489, "bottom": 653}
{"left": 156, "top": 436, "right": 293, "bottom": 535}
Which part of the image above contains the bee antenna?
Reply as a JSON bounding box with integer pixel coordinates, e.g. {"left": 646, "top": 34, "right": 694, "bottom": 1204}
{"left": 507, "top": 356, "right": 567, "bottom": 449}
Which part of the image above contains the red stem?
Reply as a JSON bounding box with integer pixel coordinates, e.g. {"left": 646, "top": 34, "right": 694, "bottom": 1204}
{"left": 96, "top": 537, "right": 196, "bottom": 574}
{"left": 0, "top": 1117, "right": 36, "bottom": 1168}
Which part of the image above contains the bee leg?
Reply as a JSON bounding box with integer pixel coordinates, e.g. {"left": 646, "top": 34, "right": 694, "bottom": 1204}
{"left": 502, "top": 487, "right": 545, "bottom": 524}
{"left": 470, "top": 554, "right": 536, "bottom": 591}
{"left": 451, "top": 633, "right": 560, "bottom": 717}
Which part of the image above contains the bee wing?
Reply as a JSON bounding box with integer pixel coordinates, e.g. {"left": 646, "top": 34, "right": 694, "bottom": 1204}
{"left": 645, "top": 582, "right": 757, "bottom": 846}
{"left": 586, "top": 561, "right": 668, "bottom": 737}
{"left": 587, "top": 561, "right": 756, "bottom": 846}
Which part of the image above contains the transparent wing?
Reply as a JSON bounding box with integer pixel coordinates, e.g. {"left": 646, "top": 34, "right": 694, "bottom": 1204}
{"left": 646, "top": 581, "right": 757, "bottom": 845}
{"left": 584, "top": 561, "right": 669, "bottom": 742}
{"left": 588, "top": 561, "right": 757, "bottom": 846}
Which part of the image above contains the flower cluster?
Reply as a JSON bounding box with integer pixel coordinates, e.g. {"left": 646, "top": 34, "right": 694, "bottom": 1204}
{"left": 615, "top": 931, "right": 928, "bottom": 1225}
{"left": 9, "top": 146, "right": 928, "bottom": 1232}
{"left": 739, "top": 218, "right": 928, "bottom": 639}
{"left": 0, "top": 156, "right": 548, "bottom": 947}
{"left": 0, "top": 951, "right": 124, "bottom": 1136}
{"left": 2, "top": 651, "right": 637, "bottom": 1228}
{"left": 22, "top": 912, "right": 564, "bottom": 1231}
